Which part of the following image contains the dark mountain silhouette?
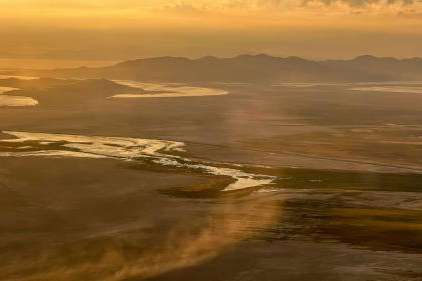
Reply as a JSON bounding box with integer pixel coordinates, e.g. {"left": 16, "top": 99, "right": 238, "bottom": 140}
{"left": 12, "top": 54, "right": 422, "bottom": 83}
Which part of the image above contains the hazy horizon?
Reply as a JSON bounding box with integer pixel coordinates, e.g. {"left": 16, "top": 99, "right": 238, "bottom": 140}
{"left": 2, "top": 53, "right": 422, "bottom": 70}
{"left": 2, "top": 0, "right": 422, "bottom": 68}
{"left": 2, "top": 2, "right": 422, "bottom": 281}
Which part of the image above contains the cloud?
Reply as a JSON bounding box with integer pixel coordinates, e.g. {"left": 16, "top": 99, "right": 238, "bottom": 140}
{"left": 157, "top": 0, "right": 422, "bottom": 15}
{"left": 302, "top": 0, "right": 415, "bottom": 7}
{"left": 0, "top": 0, "right": 420, "bottom": 14}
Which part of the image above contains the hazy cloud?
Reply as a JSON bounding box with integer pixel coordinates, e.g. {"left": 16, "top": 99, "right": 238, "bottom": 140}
{"left": 0, "top": 0, "right": 420, "bottom": 13}
{"left": 302, "top": 0, "right": 415, "bottom": 7}
{"left": 1, "top": 0, "right": 422, "bottom": 65}
{"left": 157, "top": 0, "right": 422, "bottom": 15}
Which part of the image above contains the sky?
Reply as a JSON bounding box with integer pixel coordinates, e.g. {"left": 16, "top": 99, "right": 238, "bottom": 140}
{"left": 1, "top": 0, "right": 422, "bottom": 68}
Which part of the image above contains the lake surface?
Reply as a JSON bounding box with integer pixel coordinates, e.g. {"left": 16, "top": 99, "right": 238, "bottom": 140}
{"left": 0, "top": 78, "right": 422, "bottom": 281}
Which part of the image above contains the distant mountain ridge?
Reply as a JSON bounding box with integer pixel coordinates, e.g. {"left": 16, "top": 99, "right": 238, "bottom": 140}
{"left": 11, "top": 54, "right": 422, "bottom": 83}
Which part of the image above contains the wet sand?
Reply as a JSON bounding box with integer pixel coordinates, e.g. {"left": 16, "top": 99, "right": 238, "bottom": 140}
{"left": 351, "top": 86, "right": 422, "bottom": 94}
{"left": 0, "top": 86, "right": 38, "bottom": 107}
{"left": 0, "top": 79, "right": 422, "bottom": 280}
{"left": 111, "top": 80, "right": 228, "bottom": 98}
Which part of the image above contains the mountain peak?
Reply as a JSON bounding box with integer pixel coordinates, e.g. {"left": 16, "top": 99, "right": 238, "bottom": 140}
{"left": 197, "top": 56, "right": 219, "bottom": 61}
{"left": 234, "top": 54, "right": 275, "bottom": 60}
{"left": 13, "top": 54, "right": 422, "bottom": 83}
{"left": 352, "top": 55, "right": 398, "bottom": 63}
{"left": 353, "top": 55, "right": 378, "bottom": 61}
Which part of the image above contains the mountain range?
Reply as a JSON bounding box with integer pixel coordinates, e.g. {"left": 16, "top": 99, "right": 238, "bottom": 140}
{"left": 10, "top": 54, "right": 422, "bottom": 83}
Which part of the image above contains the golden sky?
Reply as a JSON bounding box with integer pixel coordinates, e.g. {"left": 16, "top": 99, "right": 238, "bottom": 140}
{"left": 1, "top": 0, "right": 422, "bottom": 68}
